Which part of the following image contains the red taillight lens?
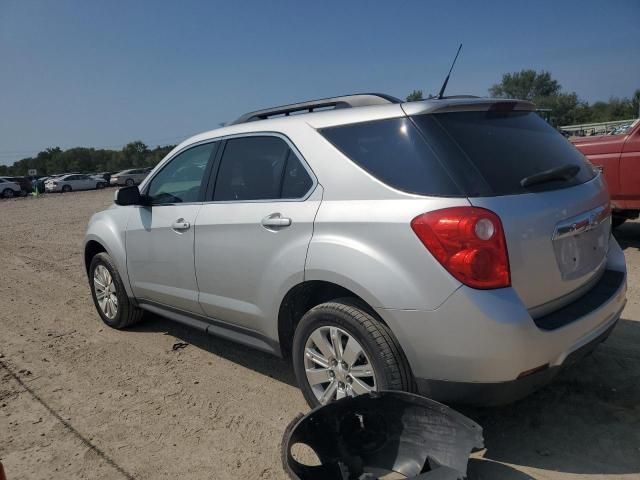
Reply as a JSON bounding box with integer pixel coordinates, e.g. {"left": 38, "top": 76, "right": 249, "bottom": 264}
{"left": 411, "top": 207, "right": 510, "bottom": 289}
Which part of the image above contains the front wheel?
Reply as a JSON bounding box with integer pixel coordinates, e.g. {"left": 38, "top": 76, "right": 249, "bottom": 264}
{"left": 2, "top": 188, "right": 14, "bottom": 198}
{"left": 292, "top": 299, "right": 413, "bottom": 408}
{"left": 89, "top": 252, "right": 144, "bottom": 329}
{"left": 62, "top": 185, "right": 72, "bottom": 193}
{"left": 125, "top": 178, "right": 135, "bottom": 186}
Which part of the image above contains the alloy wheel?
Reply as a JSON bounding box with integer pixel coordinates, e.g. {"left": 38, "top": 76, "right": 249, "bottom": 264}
{"left": 303, "top": 326, "right": 376, "bottom": 404}
{"left": 93, "top": 264, "right": 118, "bottom": 319}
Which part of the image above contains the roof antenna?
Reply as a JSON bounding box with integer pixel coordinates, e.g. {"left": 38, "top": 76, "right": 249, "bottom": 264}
{"left": 437, "top": 44, "right": 462, "bottom": 99}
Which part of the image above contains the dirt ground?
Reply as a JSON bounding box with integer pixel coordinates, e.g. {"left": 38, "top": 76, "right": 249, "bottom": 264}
{"left": 1, "top": 189, "right": 639, "bottom": 480}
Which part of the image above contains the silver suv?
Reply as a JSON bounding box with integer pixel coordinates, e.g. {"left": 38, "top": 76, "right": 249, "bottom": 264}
{"left": 84, "top": 94, "right": 627, "bottom": 407}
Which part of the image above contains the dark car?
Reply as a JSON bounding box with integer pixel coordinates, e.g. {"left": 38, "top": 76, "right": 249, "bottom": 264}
{"left": 1, "top": 176, "right": 32, "bottom": 195}
{"left": 94, "top": 172, "right": 113, "bottom": 184}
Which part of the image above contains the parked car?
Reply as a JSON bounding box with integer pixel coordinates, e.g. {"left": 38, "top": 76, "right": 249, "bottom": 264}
{"left": 45, "top": 174, "right": 107, "bottom": 192}
{"left": 31, "top": 176, "right": 50, "bottom": 194}
{"left": 91, "top": 172, "right": 113, "bottom": 184}
{"left": 0, "top": 176, "right": 32, "bottom": 195}
{"left": 0, "top": 177, "right": 21, "bottom": 198}
{"left": 571, "top": 119, "right": 640, "bottom": 228}
{"left": 110, "top": 168, "right": 151, "bottom": 186}
{"left": 84, "top": 94, "right": 627, "bottom": 407}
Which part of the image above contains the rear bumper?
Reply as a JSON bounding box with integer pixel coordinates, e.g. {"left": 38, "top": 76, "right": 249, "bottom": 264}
{"left": 414, "top": 314, "right": 620, "bottom": 406}
{"left": 376, "top": 237, "right": 627, "bottom": 405}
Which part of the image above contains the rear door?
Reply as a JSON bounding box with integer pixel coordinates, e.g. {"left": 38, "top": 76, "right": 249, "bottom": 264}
{"left": 194, "top": 134, "right": 321, "bottom": 336}
{"left": 411, "top": 109, "right": 609, "bottom": 313}
{"left": 76, "top": 174, "right": 94, "bottom": 190}
{"left": 126, "top": 142, "right": 217, "bottom": 313}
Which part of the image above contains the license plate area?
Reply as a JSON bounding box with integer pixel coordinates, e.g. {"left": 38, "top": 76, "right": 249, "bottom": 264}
{"left": 552, "top": 204, "right": 610, "bottom": 281}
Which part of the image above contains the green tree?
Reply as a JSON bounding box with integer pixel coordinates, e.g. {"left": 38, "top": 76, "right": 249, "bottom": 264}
{"left": 489, "top": 70, "right": 561, "bottom": 100}
{"left": 406, "top": 90, "right": 424, "bottom": 102}
{"left": 536, "top": 92, "right": 592, "bottom": 126}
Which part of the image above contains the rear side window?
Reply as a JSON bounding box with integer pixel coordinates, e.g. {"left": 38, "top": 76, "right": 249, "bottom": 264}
{"left": 213, "top": 136, "right": 313, "bottom": 201}
{"left": 320, "top": 118, "right": 462, "bottom": 196}
{"left": 282, "top": 150, "right": 313, "bottom": 198}
{"left": 412, "top": 111, "right": 596, "bottom": 196}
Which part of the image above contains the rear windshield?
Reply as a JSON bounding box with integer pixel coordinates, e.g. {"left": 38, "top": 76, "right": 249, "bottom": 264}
{"left": 320, "top": 110, "right": 595, "bottom": 197}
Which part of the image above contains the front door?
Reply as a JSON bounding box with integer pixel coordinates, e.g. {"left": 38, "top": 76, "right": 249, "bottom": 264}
{"left": 195, "top": 135, "right": 320, "bottom": 337}
{"left": 126, "top": 142, "right": 217, "bottom": 314}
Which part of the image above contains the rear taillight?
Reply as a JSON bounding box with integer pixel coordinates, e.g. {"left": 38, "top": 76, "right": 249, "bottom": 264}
{"left": 411, "top": 207, "right": 510, "bottom": 289}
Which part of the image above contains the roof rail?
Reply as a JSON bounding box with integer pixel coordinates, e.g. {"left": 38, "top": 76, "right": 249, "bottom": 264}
{"left": 229, "top": 93, "right": 401, "bottom": 125}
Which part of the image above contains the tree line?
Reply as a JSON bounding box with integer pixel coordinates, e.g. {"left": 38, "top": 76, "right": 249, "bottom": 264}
{"left": 0, "top": 141, "right": 175, "bottom": 177}
{"left": 408, "top": 69, "right": 640, "bottom": 127}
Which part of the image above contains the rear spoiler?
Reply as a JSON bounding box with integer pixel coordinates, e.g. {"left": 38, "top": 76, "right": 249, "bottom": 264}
{"left": 402, "top": 98, "right": 536, "bottom": 116}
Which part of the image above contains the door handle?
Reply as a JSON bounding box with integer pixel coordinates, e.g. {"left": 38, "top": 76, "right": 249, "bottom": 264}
{"left": 261, "top": 213, "right": 292, "bottom": 228}
{"left": 172, "top": 218, "right": 191, "bottom": 231}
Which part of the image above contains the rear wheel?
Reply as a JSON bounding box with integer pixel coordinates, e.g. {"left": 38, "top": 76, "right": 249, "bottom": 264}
{"left": 62, "top": 185, "right": 72, "bottom": 193}
{"left": 2, "top": 188, "right": 14, "bottom": 198}
{"left": 89, "top": 252, "right": 144, "bottom": 329}
{"left": 96, "top": 182, "right": 105, "bottom": 189}
{"left": 292, "top": 299, "right": 413, "bottom": 408}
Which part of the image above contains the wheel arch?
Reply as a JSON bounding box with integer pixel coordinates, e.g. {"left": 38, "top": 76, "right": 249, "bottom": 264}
{"left": 84, "top": 208, "right": 133, "bottom": 298}
{"left": 277, "top": 280, "right": 383, "bottom": 358}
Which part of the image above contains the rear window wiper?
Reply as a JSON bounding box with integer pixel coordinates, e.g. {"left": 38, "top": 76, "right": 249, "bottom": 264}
{"left": 520, "top": 164, "right": 581, "bottom": 188}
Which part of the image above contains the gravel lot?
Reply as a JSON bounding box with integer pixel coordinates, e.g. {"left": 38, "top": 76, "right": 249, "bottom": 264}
{"left": 1, "top": 189, "right": 639, "bottom": 480}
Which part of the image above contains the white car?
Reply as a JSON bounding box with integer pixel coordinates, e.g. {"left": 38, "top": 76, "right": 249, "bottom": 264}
{"left": 0, "top": 177, "right": 21, "bottom": 198}
{"left": 110, "top": 168, "right": 151, "bottom": 186}
{"left": 45, "top": 174, "right": 107, "bottom": 193}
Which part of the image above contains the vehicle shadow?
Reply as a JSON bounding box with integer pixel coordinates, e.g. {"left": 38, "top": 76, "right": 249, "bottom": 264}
{"left": 614, "top": 220, "right": 640, "bottom": 250}
{"left": 131, "top": 314, "right": 640, "bottom": 477}
{"left": 461, "top": 317, "right": 640, "bottom": 476}
{"left": 129, "top": 312, "right": 298, "bottom": 388}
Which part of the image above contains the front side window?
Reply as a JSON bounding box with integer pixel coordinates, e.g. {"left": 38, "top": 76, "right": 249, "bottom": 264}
{"left": 213, "top": 136, "right": 312, "bottom": 201}
{"left": 147, "top": 143, "right": 215, "bottom": 204}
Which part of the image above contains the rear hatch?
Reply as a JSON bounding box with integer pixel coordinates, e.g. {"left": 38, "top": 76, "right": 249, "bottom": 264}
{"left": 408, "top": 102, "right": 610, "bottom": 313}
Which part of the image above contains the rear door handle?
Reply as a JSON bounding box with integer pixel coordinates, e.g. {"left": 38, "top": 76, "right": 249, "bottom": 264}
{"left": 261, "top": 213, "right": 292, "bottom": 228}
{"left": 172, "top": 218, "right": 191, "bottom": 231}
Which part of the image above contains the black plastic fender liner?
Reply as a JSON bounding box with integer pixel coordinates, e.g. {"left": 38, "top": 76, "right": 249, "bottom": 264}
{"left": 282, "top": 391, "right": 484, "bottom": 480}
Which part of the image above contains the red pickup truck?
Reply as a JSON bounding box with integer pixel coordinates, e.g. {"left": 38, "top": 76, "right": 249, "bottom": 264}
{"left": 571, "top": 119, "right": 640, "bottom": 228}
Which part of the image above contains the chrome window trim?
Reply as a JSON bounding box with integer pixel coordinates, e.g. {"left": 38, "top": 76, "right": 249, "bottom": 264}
{"left": 138, "top": 131, "right": 318, "bottom": 207}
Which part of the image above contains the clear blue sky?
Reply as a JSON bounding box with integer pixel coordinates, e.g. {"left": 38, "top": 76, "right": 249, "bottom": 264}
{"left": 1, "top": 0, "right": 638, "bottom": 165}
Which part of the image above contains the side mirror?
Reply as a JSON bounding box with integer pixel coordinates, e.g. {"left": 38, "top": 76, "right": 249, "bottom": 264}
{"left": 115, "top": 186, "right": 145, "bottom": 206}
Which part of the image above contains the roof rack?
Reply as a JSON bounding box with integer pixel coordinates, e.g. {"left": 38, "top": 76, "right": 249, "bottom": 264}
{"left": 229, "top": 93, "right": 401, "bottom": 125}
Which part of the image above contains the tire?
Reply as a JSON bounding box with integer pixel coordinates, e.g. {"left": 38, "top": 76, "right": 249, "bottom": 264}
{"left": 89, "top": 252, "right": 144, "bottom": 329}
{"left": 125, "top": 178, "right": 134, "bottom": 186}
{"left": 292, "top": 298, "right": 413, "bottom": 408}
{"left": 62, "top": 185, "right": 72, "bottom": 193}
{"left": 2, "top": 188, "right": 14, "bottom": 198}
{"left": 96, "top": 182, "right": 105, "bottom": 189}
{"left": 612, "top": 216, "right": 626, "bottom": 229}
